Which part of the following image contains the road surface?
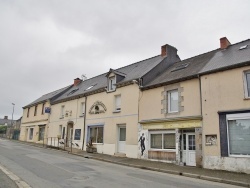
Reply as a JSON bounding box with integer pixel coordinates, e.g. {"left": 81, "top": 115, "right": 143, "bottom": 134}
{"left": 0, "top": 139, "right": 241, "bottom": 188}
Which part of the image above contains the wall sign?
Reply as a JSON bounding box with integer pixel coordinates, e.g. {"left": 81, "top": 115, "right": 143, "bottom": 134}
{"left": 45, "top": 107, "right": 51, "bottom": 113}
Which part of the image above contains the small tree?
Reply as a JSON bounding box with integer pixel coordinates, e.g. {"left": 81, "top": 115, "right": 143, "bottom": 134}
{"left": 0, "top": 125, "right": 7, "bottom": 134}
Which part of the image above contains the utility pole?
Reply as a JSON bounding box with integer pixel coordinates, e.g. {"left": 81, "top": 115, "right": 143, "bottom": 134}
{"left": 10, "top": 103, "right": 15, "bottom": 139}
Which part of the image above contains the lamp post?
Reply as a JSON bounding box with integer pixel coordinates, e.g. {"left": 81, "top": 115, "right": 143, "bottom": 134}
{"left": 10, "top": 103, "right": 15, "bottom": 139}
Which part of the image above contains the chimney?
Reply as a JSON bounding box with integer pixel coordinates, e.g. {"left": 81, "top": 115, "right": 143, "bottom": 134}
{"left": 220, "top": 37, "right": 231, "bottom": 49}
{"left": 161, "top": 44, "right": 178, "bottom": 61}
{"left": 4, "top": 116, "right": 8, "bottom": 119}
{"left": 74, "top": 78, "right": 81, "bottom": 86}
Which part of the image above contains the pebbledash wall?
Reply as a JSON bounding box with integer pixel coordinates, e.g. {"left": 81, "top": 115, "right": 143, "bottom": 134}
{"left": 201, "top": 66, "right": 250, "bottom": 174}
{"left": 83, "top": 83, "right": 139, "bottom": 158}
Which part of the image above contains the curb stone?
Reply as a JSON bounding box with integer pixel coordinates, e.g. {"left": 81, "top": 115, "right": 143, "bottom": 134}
{"left": 0, "top": 164, "right": 31, "bottom": 188}
{"left": 200, "top": 175, "right": 222, "bottom": 183}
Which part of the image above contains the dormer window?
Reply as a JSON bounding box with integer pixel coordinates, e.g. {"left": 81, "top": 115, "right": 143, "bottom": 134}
{"left": 108, "top": 76, "right": 116, "bottom": 91}
{"left": 106, "top": 69, "right": 126, "bottom": 92}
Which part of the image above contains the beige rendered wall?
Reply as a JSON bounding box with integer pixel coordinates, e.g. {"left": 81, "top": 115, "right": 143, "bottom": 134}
{"left": 48, "top": 97, "right": 86, "bottom": 148}
{"left": 85, "top": 83, "right": 139, "bottom": 158}
{"left": 139, "top": 79, "right": 201, "bottom": 121}
{"left": 201, "top": 66, "right": 250, "bottom": 173}
{"left": 20, "top": 101, "right": 50, "bottom": 141}
{"left": 21, "top": 102, "right": 50, "bottom": 124}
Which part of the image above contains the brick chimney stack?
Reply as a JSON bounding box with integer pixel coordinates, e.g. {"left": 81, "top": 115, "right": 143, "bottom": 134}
{"left": 161, "top": 44, "right": 178, "bottom": 61}
{"left": 74, "top": 78, "right": 81, "bottom": 86}
{"left": 220, "top": 37, "right": 231, "bottom": 49}
{"left": 4, "top": 116, "right": 8, "bottom": 119}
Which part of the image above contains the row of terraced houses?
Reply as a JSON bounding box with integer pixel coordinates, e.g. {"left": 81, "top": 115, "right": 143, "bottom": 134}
{"left": 20, "top": 37, "right": 250, "bottom": 174}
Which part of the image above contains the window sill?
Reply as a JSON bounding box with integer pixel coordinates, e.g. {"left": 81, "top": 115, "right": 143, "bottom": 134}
{"left": 244, "top": 97, "right": 250, "bottom": 100}
{"left": 79, "top": 114, "right": 85, "bottom": 117}
{"left": 59, "top": 117, "right": 64, "bottom": 119}
{"left": 168, "top": 111, "right": 178, "bottom": 113}
{"left": 113, "top": 110, "right": 121, "bottom": 113}
{"left": 228, "top": 154, "right": 250, "bottom": 158}
{"left": 92, "top": 143, "right": 104, "bottom": 145}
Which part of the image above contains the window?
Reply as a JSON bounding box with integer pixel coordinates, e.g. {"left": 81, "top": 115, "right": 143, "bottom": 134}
{"left": 67, "top": 88, "right": 79, "bottom": 96}
{"left": 59, "top": 125, "right": 62, "bottom": 137}
{"left": 227, "top": 113, "right": 250, "bottom": 156}
{"left": 244, "top": 71, "right": 250, "bottom": 98}
{"left": 62, "top": 127, "right": 65, "bottom": 139}
{"left": 89, "top": 126, "right": 103, "bottom": 143}
{"left": 150, "top": 132, "right": 175, "bottom": 150}
{"left": 29, "top": 128, "right": 34, "bottom": 140}
{"left": 34, "top": 105, "right": 37, "bottom": 116}
{"left": 60, "top": 105, "right": 65, "bottom": 118}
{"left": 114, "top": 95, "right": 121, "bottom": 111}
{"left": 168, "top": 90, "right": 178, "bottom": 113}
{"left": 41, "top": 103, "right": 45, "bottom": 115}
{"left": 171, "top": 63, "right": 189, "bottom": 72}
{"left": 27, "top": 108, "right": 30, "bottom": 118}
{"left": 80, "top": 102, "right": 85, "bottom": 116}
{"left": 108, "top": 76, "right": 116, "bottom": 91}
{"left": 85, "top": 85, "right": 95, "bottom": 91}
{"left": 74, "top": 129, "right": 81, "bottom": 140}
{"left": 239, "top": 45, "right": 248, "bottom": 50}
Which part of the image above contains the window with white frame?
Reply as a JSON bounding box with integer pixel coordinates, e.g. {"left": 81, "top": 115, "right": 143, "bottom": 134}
{"left": 244, "top": 71, "right": 250, "bottom": 98}
{"left": 168, "top": 89, "right": 178, "bottom": 113}
{"left": 150, "top": 131, "right": 176, "bottom": 150}
{"left": 80, "top": 102, "right": 85, "bottom": 116}
{"left": 60, "top": 105, "right": 65, "bottom": 118}
{"left": 227, "top": 113, "right": 250, "bottom": 156}
{"left": 89, "top": 126, "right": 103, "bottom": 143}
{"left": 114, "top": 95, "right": 121, "bottom": 111}
{"left": 108, "top": 76, "right": 116, "bottom": 91}
{"left": 29, "top": 128, "right": 34, "bottom": 140}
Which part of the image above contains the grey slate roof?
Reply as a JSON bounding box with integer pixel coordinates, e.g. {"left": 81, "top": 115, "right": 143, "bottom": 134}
{"left": 144, "top": 49, "right": 219, "bottom": 88}
{"left": 144, "top": 39, "right": 250, "bottom": 89}
{"left": 53, "top": 55, "right": 165, "bottom": 103}
{"left": 0, "top": 118, "right": 14, "bottom": 126}
{"left": 23, "top": 85, "right": 72, "bottom": 108}
{"left": 200, "top": 39, "right": 250, "bottom": 74}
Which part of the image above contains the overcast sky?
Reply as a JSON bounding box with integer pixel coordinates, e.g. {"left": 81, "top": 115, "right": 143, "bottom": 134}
{"left": 0, "top": 0, "right": 250, "bottom": 120}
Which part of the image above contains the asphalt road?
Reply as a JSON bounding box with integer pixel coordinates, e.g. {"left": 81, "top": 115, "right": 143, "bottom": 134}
{"left": 0, "top": 139, "right": 241, "bottom": 188}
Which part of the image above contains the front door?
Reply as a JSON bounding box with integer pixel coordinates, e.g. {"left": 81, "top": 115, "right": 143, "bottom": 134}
{"left": 186, "top": 133, "right": 196, "bottom": 166}
{"left": 118, "top": 127, "right": 126, "bottom": 153}
{"left": 66, "top": 124, "right": 73, "bottom": 147}
{"left": 39, "top": 126, "right": 45, "bottom": 141}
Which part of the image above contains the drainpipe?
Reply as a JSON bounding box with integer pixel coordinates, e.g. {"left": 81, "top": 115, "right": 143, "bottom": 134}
{"left": 198, "top": 75, "right": 203, "bottom": 116}
{"left": 198, "top": 74, "right": 204, "bottom": 167}
{"left": 82, "top": 96, "right": 87, "bottom": 150}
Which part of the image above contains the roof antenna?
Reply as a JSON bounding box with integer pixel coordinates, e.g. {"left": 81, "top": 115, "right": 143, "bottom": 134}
{"left": 81, "top": 74, "right": 87, "bottom": 81}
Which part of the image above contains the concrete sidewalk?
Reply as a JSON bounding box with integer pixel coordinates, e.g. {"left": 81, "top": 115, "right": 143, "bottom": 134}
{"left": 8, "top": 139, "right": 250, "bottom": 187}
